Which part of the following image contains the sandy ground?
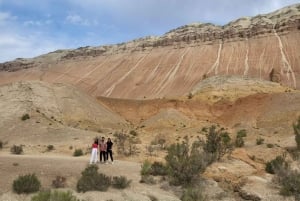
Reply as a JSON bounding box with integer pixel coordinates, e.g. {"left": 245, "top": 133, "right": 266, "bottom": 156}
{"left": 0, "top": 152, "right": 180, "bottom": 201}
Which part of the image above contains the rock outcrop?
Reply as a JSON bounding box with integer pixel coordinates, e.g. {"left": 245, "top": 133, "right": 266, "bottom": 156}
{"left": 0, "top": 4, "right": 299, "bottom": 99}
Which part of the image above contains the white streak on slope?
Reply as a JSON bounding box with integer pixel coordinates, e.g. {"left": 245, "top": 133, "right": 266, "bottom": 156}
{"left": 75, "top": 57, "right": 108, "bottom": 84}
{"left": 243, "top": 39, "right": 249, "bottom": 76}
{"left": 104, "top": 53, "right": 148, "bottom": 96}
{"left": 273, "top": 26, "right": 296, "bottom": 88}
{"left": 156, "top": 48, "right": 190, "bottom": 95}
{"left": 207, "top": 43, "right": 222, "bottom": 75}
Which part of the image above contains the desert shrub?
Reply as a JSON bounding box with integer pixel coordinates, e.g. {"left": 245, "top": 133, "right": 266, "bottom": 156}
{"left": 265, "top": 155, "right": 288, "bottom": 174}
{"left": 181, "top": 187, "right": 206, "bottom": 201}
{"left": 140, "top": 175, "right": 156, "bottom": 185}
{"left": 256, "top": 137, "right": 265, "bottom": 145}
{"left": 203, "top": 125, "right": 232, "bottom": 161}
{"left": 150, "top": 161, "right": 168, "bottom": 176}
{"left": 47, "top": 145, "right": 54, "bottom": 151}
{"left": 21, "top": 113, "right": 30, "bottom": 121}
{"left": 11, "top": 145, "right": 23, "bottom": 155}
{"left": 52, "top": 176, "right": 66, "bottom": 188}
{"left": 77, "top": 165, "right": 111, "bottom": 192}
{"left": 112, "top": 176, "right": 131, "bottom": 189}
{"left": 114, "top": 131, "right": 139, "bottom": 156}
{"left": 165, "top": 137, "right": 211, "bottom": 186}
{"left": 141, "top": 160, "right": 152, "bottom": 176}
{"left": 13, "top": 174, "right": 41, "bottom": 194}
{"left": 267, "top": 144, "right": 274, "bottom": 148}
{"left": 73, "top": 149, "right": 83, "bottom": 157}
{"left": 129, "top": 130, "right": 138, "bottom": 136}
{"left": 293, "top": 117, "right": 300, "bottom": 150}
{"left": 277, "top": 168, "right": 300, "bottom": 199}
{"left": 31, "top": 190, "right": 80, "bottom": 201}
{"left": 0, "top": 140, "right": 3, "bottom": 149}
{"left": 235, "top": 129, "right": 247, "bottom": 147}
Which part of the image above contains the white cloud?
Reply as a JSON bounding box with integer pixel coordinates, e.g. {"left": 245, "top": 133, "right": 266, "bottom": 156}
{"left": 0, "top": 12, "right": 17, "bottom": 25}
{"left": 65, "top": 14, "right": 97, "bottom": 26}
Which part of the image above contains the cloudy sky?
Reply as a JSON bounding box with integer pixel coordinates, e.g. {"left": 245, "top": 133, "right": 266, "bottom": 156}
{"left": 0, "top": 0, "right": 299, "bottom": 62}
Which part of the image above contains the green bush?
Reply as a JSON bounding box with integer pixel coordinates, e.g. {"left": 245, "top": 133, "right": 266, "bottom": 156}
{"left": 256, "top": 137, "right": 265, "bottom": 145}
{"left": 203, "top": 125, "right": 232, "bottom": 161}
{"left": 141, "top": 160, "right": 152, "bottom": 176}
{"left": 181, "top": 187, "right": 206, "bottom": 201}
{"left": 165, "top": 137, "right": 210, "bottom": 186}
{"left": 235, "top": 130, "right": 247, "bottom": 147}
{"left": 11, "top": 145, "right": 23, "bottom": 155}
{"left": 13, "top": 174, "right": 41, "bottom": 194}
{"left": 77, "top": 165, "right": 111, "bottom": 192}
{"left": 293, "top": 117, "right": 300, "bottom": 150}
{"left": 278, "top": 169, "right": 300, "bottom": 199}
{"left": 265, "top": 155, "right": 288, "bottom": 174}
{"left": 73, "top": 149, "right": 83, "bottom": 157}
{"left": 112, "top": 176, "right": 131, "bottom": 189}
{"left": 21, "top": 114, "right": 30, "bottom": 121}
{"left": 150, "top": 161, "right": 168, "bottom": 176}
{"left": 31, "top": 190, "right": 80, "bottom": 201}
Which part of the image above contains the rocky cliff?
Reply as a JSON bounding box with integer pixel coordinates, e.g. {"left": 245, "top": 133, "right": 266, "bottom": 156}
{"left": 0, "top": 4, "right": 299, "bottom": 99}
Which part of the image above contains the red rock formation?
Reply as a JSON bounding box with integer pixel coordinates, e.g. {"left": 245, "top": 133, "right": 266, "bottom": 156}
{"left": 0, "top": 4, "right": 299, "bottom": 99}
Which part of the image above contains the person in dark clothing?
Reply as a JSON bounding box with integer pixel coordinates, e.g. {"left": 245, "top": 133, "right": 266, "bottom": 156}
{"left": 106, "top": 138, "right": 114, "bottom": 164}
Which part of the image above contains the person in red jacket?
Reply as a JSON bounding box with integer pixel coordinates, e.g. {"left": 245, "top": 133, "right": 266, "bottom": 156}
{"left": 99, "top": 137, "right": 107, "bottom": 163}
{"left": 89, "top": 138, "right": 98, "bottom": 164}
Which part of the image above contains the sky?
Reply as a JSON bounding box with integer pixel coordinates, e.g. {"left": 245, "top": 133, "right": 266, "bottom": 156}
{"left": 0, "top": 0, "right": 299, "bottom": 62}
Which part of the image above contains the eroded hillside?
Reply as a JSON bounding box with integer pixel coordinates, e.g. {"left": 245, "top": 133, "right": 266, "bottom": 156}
{"left": 0, "top": 4, "right": 300, "bottom": 99}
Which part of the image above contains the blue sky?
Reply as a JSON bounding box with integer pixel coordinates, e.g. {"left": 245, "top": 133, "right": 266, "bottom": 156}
{"left": 0, "top": 0, "right": 299, "bottom": 62}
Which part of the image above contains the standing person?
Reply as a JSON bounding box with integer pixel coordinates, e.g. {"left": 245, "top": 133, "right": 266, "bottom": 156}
{"left": 99, "top": 137, "right": 107, "bottom": 163}
{"left": 106, "top": 138, "right": 114, "bottom": 164}
{"left": 89, "top": 138, "right": 98, "bottom": 164}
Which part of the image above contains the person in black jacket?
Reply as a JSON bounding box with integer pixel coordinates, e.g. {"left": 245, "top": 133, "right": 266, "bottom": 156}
{"left": 106, "top": 138, "right": 114, "bottom": 164}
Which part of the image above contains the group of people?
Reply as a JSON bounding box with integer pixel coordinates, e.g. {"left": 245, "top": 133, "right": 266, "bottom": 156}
{"left": 90, "top": 137, "right": 114, "bottom": 165}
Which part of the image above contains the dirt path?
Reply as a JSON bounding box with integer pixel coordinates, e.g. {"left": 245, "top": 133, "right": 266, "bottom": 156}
{"left": 0, "top": 153, "right": 180, "bottom": 201}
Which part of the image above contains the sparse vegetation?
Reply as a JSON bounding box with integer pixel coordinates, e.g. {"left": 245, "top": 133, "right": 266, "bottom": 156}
{"left": 256, "top": 137, "right": 265, "bottom": 145}
{"left": 203, "top": 125, "right": 232, "bottom": 161}
{"left": 150, "top": 161, "right": 168, "bottom": 176}
{"left": 235, "top": 129, "right": 247, "bottom": 147}
{"left": 181, "top": 187, "right": 206, "bottom": 201}
{"left": 112, "top": 176, "right": 131, "bottom": 189}
{"left": 73, "top": 149, "right": 83, "bottom": 157}
{"left": 141, "top": 160, "right": 152, "bottom": 176}
{"left": 10, "top": 145, "right": 23, "bottom": 155}
{"left": 265, "top": 155, "right": 288, "bottom": 174}
{"left": 129, "top": 130, "right": 138, "bottom": 136}
{"left": 165, "top": 137, "right": 210, "bottom": 186}
{"left": 52, "top": 176, "right": 66, "bottom": 188}
{"left": 31, "top": 190, "right": 80, "bottom": 201}
{"left": 114, "top": 131, "right": 139, "bottom": 156}
{"left": 77, "top": 165, "right": 111, "bottom": 192}
{"left": 267, "top": 143, "right": 274, "bottom": 148}
{"left": 47, "top": 145, "right": 54, "bottom": 151}
{"left": 21, "top": 113, "right": 30, "bottom": 121}
{"left": 293, "top": 117, "right": 300, "bottom": 150}
{"left": 13, "top": 174, "right": 41, "bottom": 194}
